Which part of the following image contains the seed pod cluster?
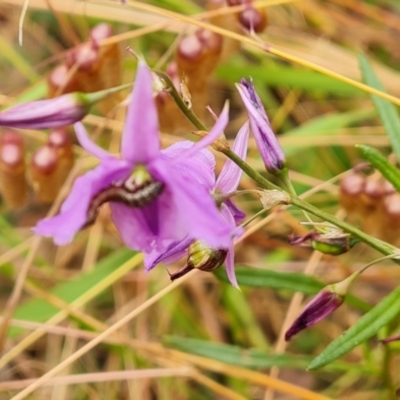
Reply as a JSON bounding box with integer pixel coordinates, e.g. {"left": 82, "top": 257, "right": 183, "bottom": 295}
{"left": 0, "top": 129, "right": 75, "bottom": 208}
{"left": 31, "top": 129, "right": 74, "bottom": 204}
{"left": 48, "top": 23, "right": 122, "bottom": 113}
{"left": 340, "top": 169, "right": 400, "bottom": 244}
{"left": 157, "top": 29, "right": 223, "bottom": 133}
{"left": 0, "top": 131, "right": 28, "bottom": 208}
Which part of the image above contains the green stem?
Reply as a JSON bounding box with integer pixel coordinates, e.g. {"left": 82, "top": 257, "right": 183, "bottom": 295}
{"left": 158, "top": 69, "right": 399, "bottom": 258}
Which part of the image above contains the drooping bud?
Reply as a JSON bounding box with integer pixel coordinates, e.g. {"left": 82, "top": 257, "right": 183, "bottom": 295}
{"left": 30, "top": 145, "right": 60, "bottom": 203}
{"left": 0, "top": 132, "right": 28, "bottom": 208}
{"left": 289, "top": 229, "right": 359, "bottom": 256}
{"left": 285, "top": 272, "right": 359, "bottom": 341}
{"left": 169, "top": 240, "right": 227, "bottom": 281}
{"left": 236, "top": 78, "right": 286, "bottom": 175}
{"left": 0, "top": 85, "right": 129, "bottom": 130}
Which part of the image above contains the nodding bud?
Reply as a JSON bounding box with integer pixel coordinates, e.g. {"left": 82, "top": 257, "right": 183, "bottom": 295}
{"left": 169, "top": 240, "right": 227, "bottom": 281}
{"left": 285, "top": 273, "right": 359, "bottom": 341}
{"left": 0, "top": 132, "right": 28, "bottom": 208}
{"left": 31, "top": 145, "right": 60, "bottom": 203}
{"left": 239, "top": 7, "right": 268, "bottom": 33}
{"left": 289, "top": 230, "right": 358, "bottom": 256}
{"left": 236, "top": 78, "right": 286, "bottom": 175}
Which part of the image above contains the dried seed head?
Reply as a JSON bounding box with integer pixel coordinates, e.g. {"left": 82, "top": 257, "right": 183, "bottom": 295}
{"left": 31, "top": 145, "right": 61, "bottom": 203}
{"left": 0, "top": 132, "right": 28, "bottom": 208}
{"left": 48, "top": 64, "right": 81, "bottom": 97}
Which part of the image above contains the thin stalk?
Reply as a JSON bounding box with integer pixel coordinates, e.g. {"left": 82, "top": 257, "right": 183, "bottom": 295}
{"left": 159, "top": 68, "right": 399, "bottom": 258}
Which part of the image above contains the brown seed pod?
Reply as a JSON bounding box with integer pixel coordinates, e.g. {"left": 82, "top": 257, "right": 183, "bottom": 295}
{"left": 0, "top": 132, "right": 28, "bottom": 208}
{"left": 30, "top": 145, "right": 60, "bottom": 203}
{"left": 47, "top": 64, "right": 81, "bottom": 97}
{"left": 238, "top": 6, "right": 268, "bottom": 33}
{"left": 48, "top": 129, "right": 75, "bottom": 187}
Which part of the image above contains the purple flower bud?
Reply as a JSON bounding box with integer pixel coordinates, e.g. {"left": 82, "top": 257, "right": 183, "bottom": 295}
{"left": 236, "top": 78, "right": 286, "bottom": 175}
{"left": 285, "top": 273, "right": 359, "bottom": 341}
{"left": 0, "top": 87, "right": 126, "bottom": 130}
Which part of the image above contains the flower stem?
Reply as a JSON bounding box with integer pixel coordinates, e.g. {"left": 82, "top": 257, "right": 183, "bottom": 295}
{"left": 160, "top": 69, "right": 399, "bottom": 258}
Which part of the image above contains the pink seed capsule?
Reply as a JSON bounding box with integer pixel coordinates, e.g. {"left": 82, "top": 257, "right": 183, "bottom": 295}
{"left": 0, "top": 132, "right": 28, "bottom": 208}
{"left": 238, "top": 7, "right": 268, "bottom": 33}
{"left": 48, "top": 64, "right": 81, "bottom": 97}
{"left": 31, "top": 145, "right": 61, "bottom": 203}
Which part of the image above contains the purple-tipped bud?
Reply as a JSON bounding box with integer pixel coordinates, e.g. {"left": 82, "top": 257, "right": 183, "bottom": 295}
{"left": 236, "top": 78, "right": 286, "bottom": 175}
{"left": 0, "top": 86, "right": 127, "bottom": 130}
{"left": 285, "top": 273, "right": 359, "bottom": 341}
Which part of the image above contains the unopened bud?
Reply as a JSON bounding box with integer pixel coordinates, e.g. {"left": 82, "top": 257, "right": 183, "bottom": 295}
{"left": 169, "top": 240, "right": 227, "bottom": 281}
{"left": 31, "top": 145, "right": 60, "bottom": 203}
{"left": 0, "top": 132, "right": 28, "bottom": 208}
{"left": 285, "top": 273, "right": 358, "bottom": 341}
{"left": 0, "top": 86, "right": 129, "bottom": 130}
{"left": 236, "top": 78, "right": 286, "bottom": 175}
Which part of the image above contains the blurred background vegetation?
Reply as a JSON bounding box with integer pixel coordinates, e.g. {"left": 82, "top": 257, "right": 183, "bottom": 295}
{"left": 1, "top": 0, "right": 400, "bottom": 399}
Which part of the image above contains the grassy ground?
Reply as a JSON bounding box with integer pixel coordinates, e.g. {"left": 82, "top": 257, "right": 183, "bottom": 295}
{"left": 0, "top": 0, "right": 400, "bottom": 399}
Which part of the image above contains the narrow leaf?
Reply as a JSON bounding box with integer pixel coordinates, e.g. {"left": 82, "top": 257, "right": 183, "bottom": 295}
{"left": 356, "top": 144, "right": 400, "bottom": 192}
{"left": 308, "top": 284, "right": 400, "bottom": 370}
{"left": 359, "top": 54, "right": 400, "bottom": 160}
{"left": 215, "top": 267, "right": 370, "bottom": 312}
{"left": 164, "top": 336, "right": 375, "bottom": 374}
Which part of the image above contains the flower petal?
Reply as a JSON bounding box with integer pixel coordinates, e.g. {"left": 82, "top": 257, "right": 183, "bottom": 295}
{"left": 153, "top": 157, "right": 234, "bottom": 249}
{"left": 220, "top": 203, "right": 239, "bottom": 288}
{"left": 174, "top": 101, "right": 229, "bottom": 164}
{"left": 143, "top": 236, "right": 192, "bottom": 271}
{"left": 162, "top": 140, "right": 216, "bottom": 189}
{"left": 34, "top": 158, "right": 130, "bottom": 245}
{"left": 215, "top": 120, "right": 249, "bottom": 193}
{"left": 121, "top": 61, "right": 160, "bottom": 164}
{"left": 224, "top": 198, "right": 246, "bottom": 225}
{"left": 74, "top": 122, "right": 111, "bottom": 159}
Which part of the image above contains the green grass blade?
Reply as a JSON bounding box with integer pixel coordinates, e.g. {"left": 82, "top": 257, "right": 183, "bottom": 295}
{"left": 356, "top": 144, "right": 400, "bottom": 192}
{"left": 308, "top": 284, "right": 400, "bottom": 370}
{"left": 163, "top": 336, "right": 375, "bottom": 374}
{"left": 215, "top": 267, "right": 370, "bottom": 312}
{"left": 359, "top": 54, "right": 400, "bottom": 160}
{"left": 9, "top": 249, "right": 137, "bottom": 337}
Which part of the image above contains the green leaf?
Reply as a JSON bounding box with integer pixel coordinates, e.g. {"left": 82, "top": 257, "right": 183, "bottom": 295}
{"left": 356, "top": 144, "right": 400, "bottom": 192}
{"left": 9, "top": 249, "right": 137, "bottom": 337}
{"left": 359, "top": 54, "right": 400, "bottom": 160}
{"left": 163, "top": 336, "right": 375, "bottom": 374}
{"left": 215, "top": 267, "right": 370, "bottom": 312}
{"left": 308, "top": 284, "right": 400, "bottom": 370}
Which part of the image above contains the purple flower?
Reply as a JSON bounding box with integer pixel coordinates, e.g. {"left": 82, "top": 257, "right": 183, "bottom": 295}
{"left": 236, "top": 78, "right": 286, "bottom": 175}
{"left": 0, "top": 89, "right": 120, "bottom": 130}
{"left": 34, "top": 61, "right": 235, "bottom": 255}
{"left": 144, "top": 121, "right": 250, "bottom": 287}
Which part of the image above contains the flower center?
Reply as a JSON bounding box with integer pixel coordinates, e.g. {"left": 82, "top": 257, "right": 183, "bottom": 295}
{"left": 84, "top": 166, "right": 164, "bottom": 227}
